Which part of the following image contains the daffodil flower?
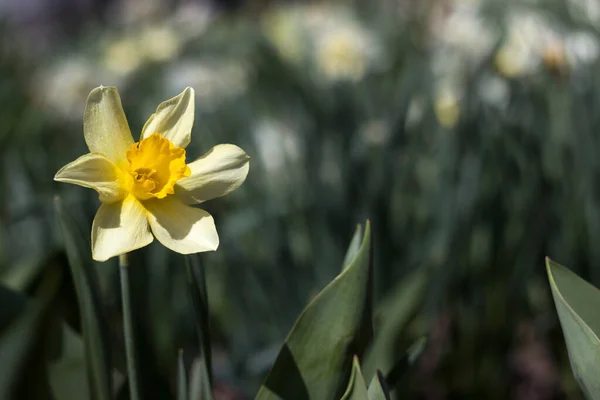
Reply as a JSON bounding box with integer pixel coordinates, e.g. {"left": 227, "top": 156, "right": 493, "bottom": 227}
{"left": 55, "top": 86, "right": 249, "bottom": 261}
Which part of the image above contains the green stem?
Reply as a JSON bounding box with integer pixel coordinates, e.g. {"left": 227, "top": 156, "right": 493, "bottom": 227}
{"left": 119, "top": 253, "right": 140, "bottom": 400}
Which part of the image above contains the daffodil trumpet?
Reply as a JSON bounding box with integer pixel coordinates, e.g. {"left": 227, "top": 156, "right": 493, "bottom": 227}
{"left": 55, "top": 86, "right": 250, "bottom": 261}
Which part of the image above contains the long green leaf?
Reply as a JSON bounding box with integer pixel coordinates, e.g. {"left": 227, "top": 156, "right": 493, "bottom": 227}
{"left": 340, "top": 356, "right": 368, "bottom": 400}
{"left": 189, "top": 356, "right": 212, "bottom": 400}
{"left": 0, "top": 263, "right": 62, "bottom": 399}
{"left": 48, "top": 324, "right": 91, "bottom": 400}
{"left": 55, "top": 197, "right": 113, "bottom": 400}
{"left": 342, "top": 224, "right": 363, "bottom": 271}
{"left": 256, "top": 221, "right": 373, "bottom": 400}
{"left": 546, "top": 258, "right": 600, "bottom": 400}
{"left": 177, "top": 350, "right": 188, "bottom": 400}
{"left": 367, "top": 371, "right": 391, "bottom": 400}
{"left": 0, "top": 283, "right": 27, "bottom": 331}
{"left": 363, "top": 267, "right": 429, "bottom": 379}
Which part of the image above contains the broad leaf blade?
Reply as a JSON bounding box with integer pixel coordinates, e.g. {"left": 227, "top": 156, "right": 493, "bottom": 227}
{"left": 48, "top": 324, "right": 91, "bottom": 400}
{"left": 342, "top": 224, "right": 363, "bottom": 271}
{"left": 256, "top": 221, "right": 373, "bottom": 400}
{"left": 0, "top": 263, "right": 62, "bottom": 400}
{"left": 384, "top": 337, "right": 427, "bottom": 390}
{"left": 0, "top": 284, "right": 27, "bottom": 331}
{"left": 546, "top": 258, "right": 600, "bottom": 399}
{"left": 340, "top": 356, "right": 368, "bottom": 400}
{"left": 189, "top": 357, "right": 212, "bottom": 400}
{"left": 367, "top": 370, "right": 391, "bottom": 400}
{"left": 363, "top": 267, "right": 429, "bottom": 379}
{"left": 55, "top": 197, "right": 113, "bottom": 400}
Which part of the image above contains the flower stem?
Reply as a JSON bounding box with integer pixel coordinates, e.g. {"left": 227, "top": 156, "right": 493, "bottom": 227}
{"left": 119, "top": 253, "right": 140, "bottom": 400}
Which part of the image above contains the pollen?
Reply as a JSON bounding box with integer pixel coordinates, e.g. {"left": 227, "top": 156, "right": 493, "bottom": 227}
{"left": 124, "top": 133, "right": 191, "bottom": 200}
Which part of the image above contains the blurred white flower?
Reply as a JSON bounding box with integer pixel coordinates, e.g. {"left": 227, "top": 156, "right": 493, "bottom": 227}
{"left": 262, "top": 4, "right": 382, "bottom": 82}
{"left": 102, "top": 23, "right": 184, "bottom": 80}
{"left": 359, "top": 119, "right": 391, "bottom": 146}
{"left": 406, "top": 96, "right": 426, "bottom": 130}
{"left": 430, "top": 0, "right": 497, "bottom": 66}
{"left": 252, "top": 118, "right": 302, "bottom": 180}
{"left": 36, "top": 57, "right": 101, "bottom": 121}
{"left": 139, "top": 25, "right": 182, "bottom": 62}
{"left": 164, "top": 60, "right": 249, "bottom": 111}
{"left": 567, "top": 0, "right": 600, "bottom": 25}
{"left": 565, "top": 31, "right": 600, "bottom": 67}
{"left": 315, "top": 25, "right": 377, "bottom": 82}
{"left": 478, "top": 75, "right": 510, "bottom": 109}
{"left": 172, "top": 2, "right": 213, "bottom": 40}
{"left": 495, "top": 10, "right": 563, "bottom": 77}
{"left": 103, "top": 35, "right": 144, "bottom": 77}
{"left": 262, "top": 6, "right": 310, "bottom": 65}
{"left": 434, "top": 87, "right": 461, "bottom": 128}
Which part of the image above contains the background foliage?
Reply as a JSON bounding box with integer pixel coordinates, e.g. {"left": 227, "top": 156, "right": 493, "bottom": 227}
{"left": 2, "top": 0, "right": 600, "bottom": 398}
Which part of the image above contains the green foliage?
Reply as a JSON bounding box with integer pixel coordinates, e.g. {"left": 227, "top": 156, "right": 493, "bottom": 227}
{"left": 56, "top": 197, "right": 113, "bottom": 400}
{"left": 546, "top": 258, "right": 600, "bottom": 400}
{"left": 256, "top": 221, "right": 373, "bottom": 399}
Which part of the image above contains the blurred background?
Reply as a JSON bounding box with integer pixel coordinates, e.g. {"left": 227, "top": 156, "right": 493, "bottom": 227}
{"left": 2, "top": 0, "right": 600, "bottom": 398}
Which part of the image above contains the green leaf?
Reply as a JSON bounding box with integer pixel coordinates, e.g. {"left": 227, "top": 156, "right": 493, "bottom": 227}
{"left": 177, "top": 350, "right": 188, "bottom": 400}
{"left": 0, "top": 283, "right": 27, "bottom": 331}
{"left": 0, "top": 253, "right": 48, "bottom": 292}
{"left": 340, "top": 356, "right": 368, "bottom": 400}
{"left": 185, "top": 255, "right": 213, "bottom": 390}
{"left": 48, "top": 324, "right": 91, "bottom": 400}
{"left": 363, "top": 267, "right": 429, "bottom": 379}
{"left": 256, "top": 221, "right": 373, "bottom": 400}
{"left": 0, "top": 263, "right": 62, "bottom": 400}
{"left": 342, "top": 224, "right": 363, "bottom": 271}
{"left": 189, "top": 357, "right": 212, "bottom": 400}
{"left": 367, "top": 371, "right": 391, "bottom": 400}
{"left": 546, "top": 257, "right": 600, "bottom": 400}
{"left": 55, "top": 197, "right": 113, "bottom": 400}
{"left": 383, "top": 337, "right": 427, "bottom": 390}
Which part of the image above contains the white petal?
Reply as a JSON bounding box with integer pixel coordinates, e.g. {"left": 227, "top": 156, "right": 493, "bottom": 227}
{"left": 174, "top": 144, "right": 250, "bottom": 204}
{"left": 84, "top": 86, "right": 134, "bottom": 166}
{"left": 146, "top": 196, "right": 218, "bottom": 254}
{"left": 91, "top": 196, "right": 153, "bottom": 262}
{"left": 54, "top": 153, "right": 127, "bottom": 203}
{"left": 140, "top": 87, "right": 195, "bottom": 148}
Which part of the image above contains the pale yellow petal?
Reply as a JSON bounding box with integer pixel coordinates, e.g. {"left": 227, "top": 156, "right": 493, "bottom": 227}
{"left": 54, "top": 153, "right": 127, "bottom": 203}
{"left": 141, "top": 87, "right": 195, "bottom": 148}
{"left": 91, "top": 196, "right": 153, "bottom": 261}
{"left": 174, "top": 144, "right": 250, "bottom": 204}
{"left": 146, "top": 196, "right": 218, "bottom": 254}
{"left": 84, "top": 86, "right": 134, "bottom": 166}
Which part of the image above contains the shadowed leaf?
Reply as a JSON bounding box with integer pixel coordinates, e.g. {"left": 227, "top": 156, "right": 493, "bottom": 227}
{"left": 546, "top": 258, "right": 600, "bottom": 400}
{"left": 55, "top": 196, "right": 113, "bottom": 400}
{"left": 341, "top": 356, "right": 368, "bottom": 400}
{"left": 256, "top": 221, "right": 373, "bottom": 400}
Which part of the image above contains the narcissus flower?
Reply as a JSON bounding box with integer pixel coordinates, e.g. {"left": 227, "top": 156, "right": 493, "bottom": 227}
{"left": 55, "top": 86, "right": 249, "bottom": 261}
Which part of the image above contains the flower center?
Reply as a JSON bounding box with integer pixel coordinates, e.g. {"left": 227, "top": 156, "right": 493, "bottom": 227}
{"left": 125, "top": 133, "right": 191, "bottom": 200}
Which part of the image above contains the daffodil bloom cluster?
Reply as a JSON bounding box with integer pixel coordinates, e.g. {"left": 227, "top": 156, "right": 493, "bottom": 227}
{"left": 55, "top": 86, "right": 249, "bottom": 261}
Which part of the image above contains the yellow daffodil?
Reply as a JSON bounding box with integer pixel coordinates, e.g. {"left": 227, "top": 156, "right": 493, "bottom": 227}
{"left": 55, "top": 86, "right": 250, "bottom": 261}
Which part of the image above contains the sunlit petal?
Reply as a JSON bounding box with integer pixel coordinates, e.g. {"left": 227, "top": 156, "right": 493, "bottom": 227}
{"left": 54, "top": 153, "right": 127, "bottom": 203}
{"left": 146, "top": 196, "right": 218, "bottom": 254}
{"left": 141, "top": 87, "right": 195, "bottom": 148}
{"left": 84, "top": 86, "right": 135, "bottom": 166}
{"left": 175, "top": 144, "right": 250, "bottom": 204}
{"left": 91, "top": 196, "right": 153, "bottom": 261}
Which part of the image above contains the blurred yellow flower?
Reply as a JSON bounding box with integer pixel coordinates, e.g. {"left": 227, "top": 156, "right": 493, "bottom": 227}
{"left": 55, "top": 86, "right": 250, "bottom": 261}
{"left": 434, "top": 90, "right": 461, "bottom": 128}
{"left": 317, "top": 29, "right": 367, "bottom": 81}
